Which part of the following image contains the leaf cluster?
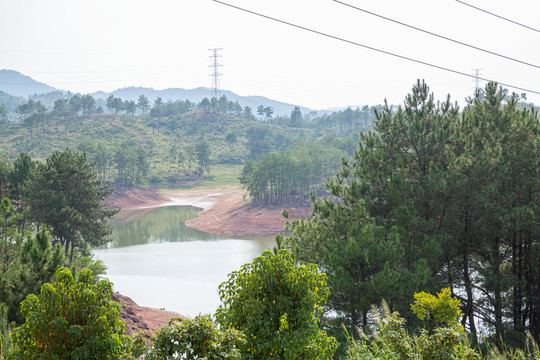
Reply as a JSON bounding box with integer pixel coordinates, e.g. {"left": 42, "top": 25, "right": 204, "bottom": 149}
{"left": 9, "top": 267, "right": 130, "bottom": 359}
{"left": 216, "top": 249, "right": 337, "bottom": 359}
{"left": 145, "top": 315, "right": 244, "bottom": 360}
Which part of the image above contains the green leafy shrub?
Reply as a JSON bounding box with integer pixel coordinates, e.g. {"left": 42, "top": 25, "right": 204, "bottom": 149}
{"left": 345, "top": 289, "right": 481, "bottom": 360}
{"left": 216, "top": 249, "right": 337, "bottom": 359}
{"left": 9, "top": 267, "right": 131, "bottom": 359}
{"left": 145, "top": 314, "right": 244, "bottom": 360}
{"left": 411, "top": 288, "right": 461, "bottom": 327}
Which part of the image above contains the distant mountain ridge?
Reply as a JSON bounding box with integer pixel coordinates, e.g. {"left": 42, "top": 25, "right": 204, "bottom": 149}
{"left": 0, "top": 69, "right": 57, "bottom": 97}
{"left": 0, "top": 69, "right": 314, "bottom": 116}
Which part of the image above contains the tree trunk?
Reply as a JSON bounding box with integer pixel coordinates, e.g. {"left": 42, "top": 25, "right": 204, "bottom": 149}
{"left": 70, "top": 241, "right": 75, "bottom": 265}
{"left": 463, "top": 251, "right": 477, "bottom": 343}
{"left": 64, "top": 238, "right": 70, "bottom": 264}
{"left": 494, "top": 235, "right": 503, "bottom": 341}
{"left": 512, "top": 231, "right": 524, "bottom": 335}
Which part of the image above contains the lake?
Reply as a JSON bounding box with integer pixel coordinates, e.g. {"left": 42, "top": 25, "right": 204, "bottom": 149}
{"left": 93, "top": 205, "right": 275, "bottom": 316}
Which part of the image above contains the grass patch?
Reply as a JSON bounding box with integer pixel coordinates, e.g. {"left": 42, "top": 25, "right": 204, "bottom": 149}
{"left": 199, "top": 164, "right": 243, "bottom": 187}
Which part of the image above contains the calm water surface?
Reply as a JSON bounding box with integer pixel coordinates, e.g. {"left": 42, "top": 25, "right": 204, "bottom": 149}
{"left": 93, "top": 205, "right": 275, "bottom": 316}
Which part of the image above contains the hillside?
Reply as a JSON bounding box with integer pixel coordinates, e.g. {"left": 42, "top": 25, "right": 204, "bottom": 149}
{"left": 0, "top": 106, "right": 316, "bottom": 186}
{"left": 0, "top": 70, "right": 377, "bottom": 196}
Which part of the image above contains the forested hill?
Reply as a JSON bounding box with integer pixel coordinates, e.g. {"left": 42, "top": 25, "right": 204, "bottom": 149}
{"left": 0, "top": 93, "right": 377, "bottom": 191}
{"left": 96, "top": 87, "right": 312, "bottom": 117}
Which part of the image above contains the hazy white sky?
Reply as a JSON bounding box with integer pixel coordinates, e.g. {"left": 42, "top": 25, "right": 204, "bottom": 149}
{"left": 1, "top": 0, "right": 539, "bottom": 110}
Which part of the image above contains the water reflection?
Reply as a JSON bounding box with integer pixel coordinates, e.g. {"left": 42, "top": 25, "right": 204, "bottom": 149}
{"left": 104, "top": 206, "right": 220, "bottom": 248}
{"left": 94, "top": 205, "right": 275, "bottom": 315}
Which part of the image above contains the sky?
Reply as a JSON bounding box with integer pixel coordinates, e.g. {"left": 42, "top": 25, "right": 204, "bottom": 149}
{"left": 1, "top": 0, "right": 539, "bottom": 110}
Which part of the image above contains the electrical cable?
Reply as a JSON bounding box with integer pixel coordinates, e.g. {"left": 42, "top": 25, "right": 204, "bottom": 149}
{"left": 212, "top": 0, "right": 540, "bottom": 95}
{"left": 455, "top": 0, "right": 540, "bottom": 33}
{"left": 333, "top": 0, "right": 540, "bottom": 69}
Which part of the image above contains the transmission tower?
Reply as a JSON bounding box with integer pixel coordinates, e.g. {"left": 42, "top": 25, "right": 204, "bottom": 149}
{"left": 209, "top": 48, "right": 223, "bottom": 98}
{"left": 471, "top": 68, "right": 483, "bottom": 91}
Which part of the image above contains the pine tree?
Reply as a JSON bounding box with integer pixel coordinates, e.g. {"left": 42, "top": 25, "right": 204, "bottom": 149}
{"left": 287, "top": 80, "right": 460, "bottom": 327}
{"left": 26, "top": 149, "right": 118, "bottom": 264}
{"left": 454, "top": 84, "right": 540, "bottom": 344}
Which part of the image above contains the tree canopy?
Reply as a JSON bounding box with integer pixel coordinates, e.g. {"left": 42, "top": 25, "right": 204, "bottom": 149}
{"left": 216, "top": 249, "right": 337, "bottom": 359}
{"left": 285, "top": 80, "right": 540, "bottom": 346}
{"left": 25, "top": 148, "right": 118, "bottom": 263}
{"left": 9, "top": 267, "right": 129, "bottom": 359}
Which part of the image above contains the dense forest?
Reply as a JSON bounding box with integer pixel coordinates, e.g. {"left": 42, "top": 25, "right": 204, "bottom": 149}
{"left": 1, "top": 80, "right": 539, "bottom": 359}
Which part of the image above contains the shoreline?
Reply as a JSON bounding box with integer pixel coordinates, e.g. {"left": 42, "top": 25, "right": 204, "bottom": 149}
{"left": 104, "top": 184, "right": 312, "bottom": 336}
{"left": 112, "top": 292, "right": 184, "bottom": 338}
{"left": 111, "top": 185, "right": 312, "bottom": 237}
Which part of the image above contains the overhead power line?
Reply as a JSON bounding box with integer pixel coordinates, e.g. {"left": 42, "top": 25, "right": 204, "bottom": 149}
{"left": 212, "top": 0, "right": 540, "bottom": 95}
{"left": 333, "top": 0, "right": 540, "bottom": 69}
{"left": 455, "top": 0, "right": 540, "bottom": 33}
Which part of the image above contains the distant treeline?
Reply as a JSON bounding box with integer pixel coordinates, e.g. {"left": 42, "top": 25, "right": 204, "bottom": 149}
{"left": 2, "top": 90, "right": 380, "bottom": 133}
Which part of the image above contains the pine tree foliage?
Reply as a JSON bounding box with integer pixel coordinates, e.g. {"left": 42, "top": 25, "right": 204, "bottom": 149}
{"left": 286, "top": 80, "right": 540, "bottom": 345}
{"left": 240, "top": 140, "right": 346, "bottom": 205}
{"left": 25, "top": 148, "right": 118, "bottom": 263}
{"left": 0, "top": 198, "right": 65, "bottom": 325}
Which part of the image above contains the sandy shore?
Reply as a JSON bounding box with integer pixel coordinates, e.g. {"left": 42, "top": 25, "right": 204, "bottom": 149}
{"left": 168, "top": 185, "right": 311, "bottom": 237}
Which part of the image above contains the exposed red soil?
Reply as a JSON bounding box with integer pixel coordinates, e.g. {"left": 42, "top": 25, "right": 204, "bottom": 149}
{"left": 106, "top": 185, "right": 312, "bottom": 237}
{"left": 183, "top": 189, "right": 312, "bottom": 236}
{"left": 106, "top": 185, "right": 170, "bottom": 210}
{"left": 112, "top": 292, "right": 184, "bottom": 338}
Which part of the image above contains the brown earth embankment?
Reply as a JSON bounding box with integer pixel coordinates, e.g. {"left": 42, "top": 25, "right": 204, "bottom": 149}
{"left": 111, "top": 292, "right": 184, "bottom": 338}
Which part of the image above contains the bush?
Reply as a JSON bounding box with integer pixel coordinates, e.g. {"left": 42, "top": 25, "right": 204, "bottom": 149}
{"left": 9, "top": 267, "right": 131, "bottom": 359}
{"left": 345, "top": 289, "right": 481, "bottom": 360}
{"left": 216, "top": 249, "right": 337, "bottom": 359}
{"left": 145, "top": 314, "right": 244, "bottom": 360}
{"left": 148, "top": 173, "right": 165, "bottom": 185}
